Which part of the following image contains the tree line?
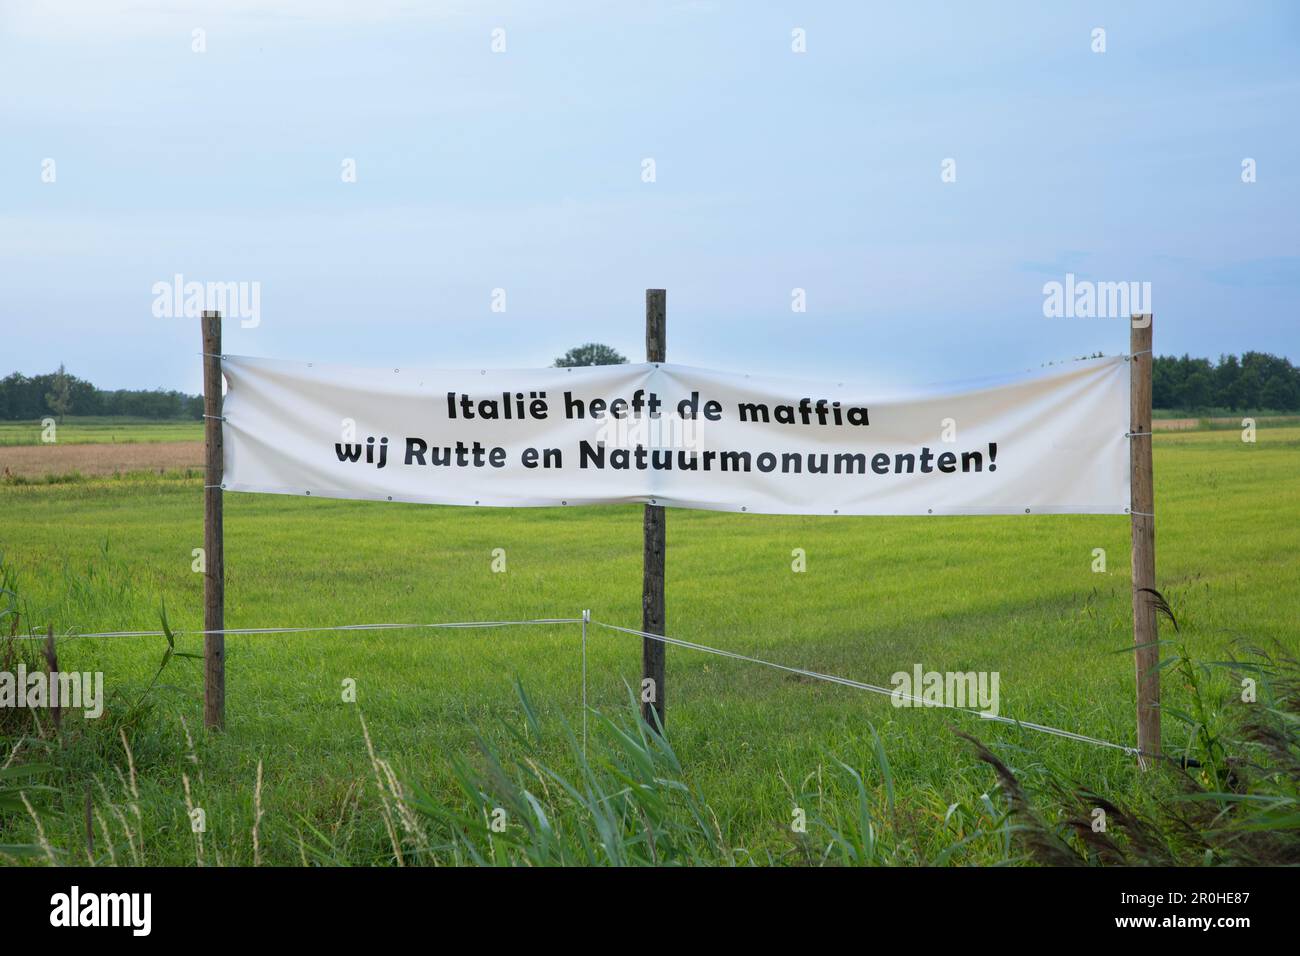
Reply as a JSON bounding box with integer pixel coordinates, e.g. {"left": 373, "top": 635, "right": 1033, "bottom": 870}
{"left": 0, "top": 366, "right": 203, "bottom": 421}
{"left": 1153, "top": 352, "right": 1299, "bottom": 412}
{"left": 2, "top": 350, "right": 1297, "bottom": 420}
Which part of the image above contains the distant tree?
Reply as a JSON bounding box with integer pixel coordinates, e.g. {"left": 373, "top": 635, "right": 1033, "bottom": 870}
{"left": 1236, "top": 367, "right": 1263, "bottom": 410}
{"left": 0, "top": 373, "right": 39, "bottom": 419}
{"left": 1182, "top": 369, "right": 1213, "bottom": 411}
{"left": 1261, "top": 372, "right": 1297, "bottom": 412}
{"left": 1151, "top": 358, "right": 1178, "bottom": 409}
{"left": 44, "top": 363, "right": 74, "bottom": 421}
{"left": 553, "top": 343, "right": 628, "bottom": 367}
{"left": 1215, "top": 354, "right": 1242, "bottom": 410}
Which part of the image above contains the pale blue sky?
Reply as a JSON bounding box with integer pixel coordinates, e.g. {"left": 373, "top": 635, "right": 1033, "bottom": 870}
{"left": 2, "top": 0, "right": 1297, "bottom": 394}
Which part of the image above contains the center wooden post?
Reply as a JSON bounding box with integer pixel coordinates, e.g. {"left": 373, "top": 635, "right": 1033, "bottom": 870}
{"left": 642, "top": 289, "right": 667, "bottom": 730}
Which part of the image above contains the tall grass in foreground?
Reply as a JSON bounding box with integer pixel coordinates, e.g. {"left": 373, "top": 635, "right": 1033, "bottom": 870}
{"left": 302, "top": 682, "right": 957, "bottom": 866}
{"left": 960, "top": 644, "right": 1299, "bottom": 866}
{"left": 299, "top": 646, "right": 1298, "bottom": 867}
{"left": 1, "top": 554, "right": 57, "bottom": 858}
{"left": 4, "top": 652, "right": 1297, "bottom": 865}
{"left": 0, "top": 554, "right": 191, "bottom": 865}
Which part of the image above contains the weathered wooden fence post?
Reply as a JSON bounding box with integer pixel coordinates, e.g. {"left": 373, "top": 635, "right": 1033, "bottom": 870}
{"left": 201, "top": 310, "right": 226, "bottom": 730}
{"left": 1130, "top": 313, "right": 1159, "bottom": 763}
{"left": 642, "top": 289, "right": 667, "bottom": 730}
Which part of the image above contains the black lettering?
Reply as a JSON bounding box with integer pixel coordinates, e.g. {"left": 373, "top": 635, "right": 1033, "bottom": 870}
{"left": 834, "top": 453, "right": 866, "bottom": 474}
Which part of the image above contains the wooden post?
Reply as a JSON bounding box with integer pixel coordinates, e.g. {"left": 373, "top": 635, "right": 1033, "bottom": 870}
{"left": 202, "top": 311, "right": 226, "bottom": 730}
{"left": 1129, "top": 314, "right": 1159, "bottom": 763}
{"left": 642, "top": 289, "right": 667, "bottom": 730}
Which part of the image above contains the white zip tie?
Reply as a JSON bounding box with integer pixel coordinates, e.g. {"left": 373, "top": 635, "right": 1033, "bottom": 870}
{"left": 1125, "top": 431, "right": 1152, "bottom": 438}
{"left": 1130, "top": 510, "right": 1155, "bottom": 517}
{"left": 595, "top": 620, "right": 1141, "bottom": 757}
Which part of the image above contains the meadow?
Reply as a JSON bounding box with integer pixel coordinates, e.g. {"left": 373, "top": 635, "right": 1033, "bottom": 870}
{"left": 0, "top": 417, "right": 202, "bottom": 446}
{"left": 0, "top": 425, "right": 1296, "bottom": 865}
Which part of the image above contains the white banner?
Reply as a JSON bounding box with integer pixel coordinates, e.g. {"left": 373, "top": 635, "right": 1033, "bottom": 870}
{"left": 220, "top": 355, "right": 1130, "bottom": 516}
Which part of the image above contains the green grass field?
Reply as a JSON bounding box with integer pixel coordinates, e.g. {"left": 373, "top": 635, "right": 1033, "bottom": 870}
{"left": 0, "top": 416, "right": 202, "bottom": 446}
{"left": 1, "top": 426, "right": 1297, "bottom": 865}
